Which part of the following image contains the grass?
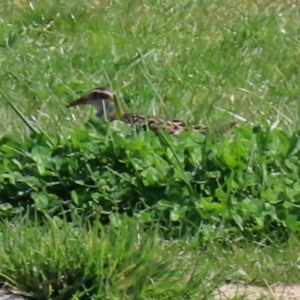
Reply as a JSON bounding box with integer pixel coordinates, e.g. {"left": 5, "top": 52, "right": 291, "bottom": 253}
{"left": 1, "top": 0, "right": 300, "bottom": 135}
{"left": 1, "top": 217, "right": 300, "bottom": 299}
{"left": 0, "top": 217, "right": 213, "bottom": 299}
{"left": 1, "top": 0, "right": 300, "bottom": 298}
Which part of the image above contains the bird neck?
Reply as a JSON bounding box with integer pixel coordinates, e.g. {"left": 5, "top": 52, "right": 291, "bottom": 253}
{"left": 94, "top": 97, "right": 125, "bottom": 121}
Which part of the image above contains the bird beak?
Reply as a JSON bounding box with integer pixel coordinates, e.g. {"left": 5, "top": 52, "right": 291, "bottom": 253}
{"left": 66, "top": 97, "right": 88, "bottom": 108}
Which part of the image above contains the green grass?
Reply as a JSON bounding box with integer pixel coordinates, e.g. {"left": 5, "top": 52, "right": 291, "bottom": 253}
{"left": 0, "top": 217, "right": 214, "bottom": 299}
{"left": 1, "top": 0, "right": 300, "bottom": 298}
{"left": 1, "top": 217, "right": 300, "bottom": 299}
{"left": 1, "top": 0, "right": 300, "bottom": 135}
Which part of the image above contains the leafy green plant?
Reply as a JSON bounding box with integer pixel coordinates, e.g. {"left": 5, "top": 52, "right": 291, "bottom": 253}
{"left": 1, "top": 120, "right": 300, "bottom": 241}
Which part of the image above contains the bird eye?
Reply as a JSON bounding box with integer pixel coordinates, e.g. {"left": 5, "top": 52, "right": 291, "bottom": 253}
{"left": 90, "top": 92, "right": 99, "bottom": 99}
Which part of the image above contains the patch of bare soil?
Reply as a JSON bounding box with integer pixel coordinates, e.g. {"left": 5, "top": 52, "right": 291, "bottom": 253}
{"left": 215, "top": 283, "right": 300, "bottom": 300}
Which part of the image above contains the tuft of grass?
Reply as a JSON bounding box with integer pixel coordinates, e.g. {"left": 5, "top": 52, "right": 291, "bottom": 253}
{"left": 0, "top": 216, "right": 216, "bottom": 299}
{"left": 1, "top": 216, "right": 300, "bottom": 299}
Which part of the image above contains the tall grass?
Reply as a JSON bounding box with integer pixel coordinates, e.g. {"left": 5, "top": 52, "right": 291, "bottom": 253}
{"left": 1, "top": 0, "right": 299, "bottom": 136}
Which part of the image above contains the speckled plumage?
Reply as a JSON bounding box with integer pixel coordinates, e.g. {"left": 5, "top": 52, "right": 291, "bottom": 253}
{"left": 67, "top": 86, "right": 238, "bottom": 135}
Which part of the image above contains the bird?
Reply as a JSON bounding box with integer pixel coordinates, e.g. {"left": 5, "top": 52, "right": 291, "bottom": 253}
{"left": 66, "top": 86, "right": 238, "bottom": 136}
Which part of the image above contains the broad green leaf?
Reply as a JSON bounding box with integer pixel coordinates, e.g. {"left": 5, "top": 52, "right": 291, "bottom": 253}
{"left": 31, "top": 192, "right": 49, "bottom": 210}
{"left": 223, "top": 152, "right": 237, "bottom": 168}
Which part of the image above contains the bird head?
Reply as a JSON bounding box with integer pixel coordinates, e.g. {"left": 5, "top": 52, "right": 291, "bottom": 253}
{"left": 66, "top": 86, "right": 123, "bottom": 120}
